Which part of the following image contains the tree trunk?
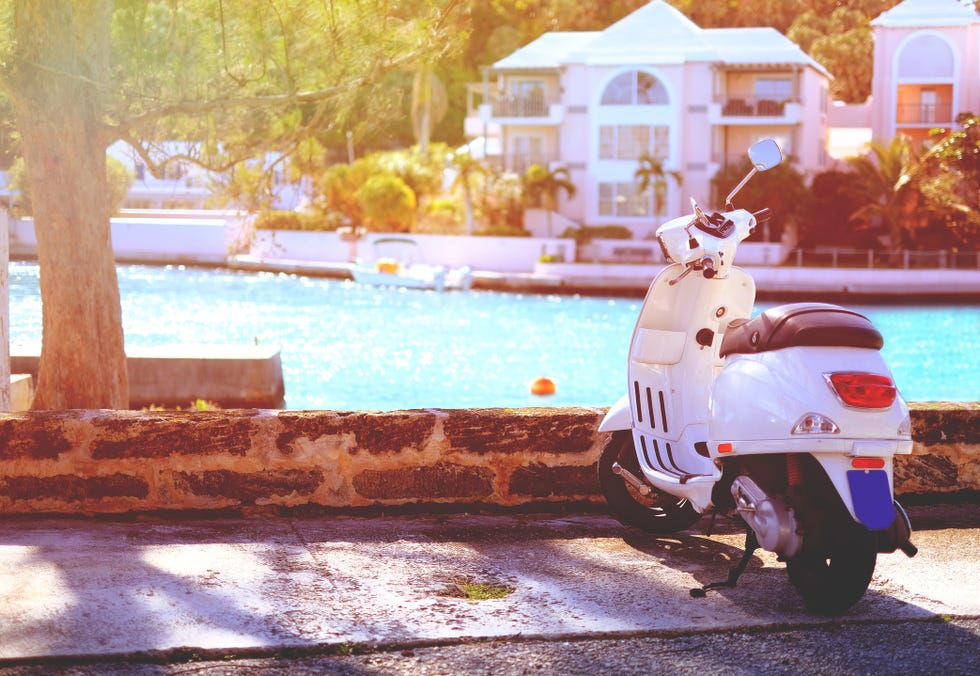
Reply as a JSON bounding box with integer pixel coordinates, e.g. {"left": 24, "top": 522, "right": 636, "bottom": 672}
{"left": 0, "top": 209, "right": 10, "bottom": 411}
{"left": 10, "top": 0, "right": 128, "bottom": 409}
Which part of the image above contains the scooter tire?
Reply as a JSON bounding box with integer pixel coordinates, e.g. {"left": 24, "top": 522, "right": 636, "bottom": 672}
{"left": 785, "top": 526, "right": 877, "bottom": 615}
{"left": 598, "top": 430, "right": 701, "bottom": 534}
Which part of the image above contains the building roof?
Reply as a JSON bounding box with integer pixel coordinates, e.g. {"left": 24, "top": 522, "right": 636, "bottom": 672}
{"left": 491, "top": 0, "right": 829, "bottom": 76}
{"left": 565, "top": 0, "right": 716, "bottom": 64}
{"left": 492, "top": 32, "right": 599, "bottom": 70}
{"left": 703, "top": 27, "right": 829, "bottom": 76}
{"left": 872, "top": 0, "right": 980, "bottom": 28}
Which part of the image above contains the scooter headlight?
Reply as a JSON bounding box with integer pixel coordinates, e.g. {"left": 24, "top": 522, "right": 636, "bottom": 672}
{"left": 656, "top": 233, "right": 675, "bottom": 263}
{"left": 792, "top": 413, "right": 840, "bottom": 435}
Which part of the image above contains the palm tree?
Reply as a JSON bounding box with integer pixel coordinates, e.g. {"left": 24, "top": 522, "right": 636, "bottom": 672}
{"left": 410, "top": 63, "right": 448, "bottom": 156}
{"left": 845, "top": 135, "right": 924, "bottom": 249}
{"left": 451, "top": 149, "right": 489, "bottom": 235}
{"left": 523, "top": 164, "right": 576, "bottom": 237}
{"left": 634, "top": 153, "right": 682, "bottom": 217}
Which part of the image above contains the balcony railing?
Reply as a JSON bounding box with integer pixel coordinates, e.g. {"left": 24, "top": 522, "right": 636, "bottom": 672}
{"left": 896, "top": 103, "right": 953, "bottom": 125}
{"left": 484, "top": 152, "right": 560, "bottom": 174}
{"left": 789, "top": 248, "right": 980, "bottom": 270}
{"left": 720, "top": 97, "right": 789, "bottom": 117}
{"left": 490, "top": 95, "right": 556, "bottom": 118}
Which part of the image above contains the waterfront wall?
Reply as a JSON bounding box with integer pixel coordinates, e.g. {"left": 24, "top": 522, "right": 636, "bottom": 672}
{"left": 10, "top": 346, "right": 285, "bottom": 410}
{"left": 0, "top": 404, "right": 975, "bottom": 516}
{"left": 8, "top": 215, "right": 794, "bottom": 276}
{"left": 9, "top": 213, "right": 237, "bottom": 265}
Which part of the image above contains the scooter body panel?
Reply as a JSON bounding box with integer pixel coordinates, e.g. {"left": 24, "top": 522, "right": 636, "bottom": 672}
{"left": 709, "top": 345, "right": 913, "bottom": 527}
{"left": 598, "top": 394, "right": 631, "bottom": 433}
{"left": 625, "top": 264, "right": 755, "bottom": 511}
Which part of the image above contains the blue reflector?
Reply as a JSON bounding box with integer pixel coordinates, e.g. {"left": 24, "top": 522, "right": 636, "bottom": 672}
{"left": 847, "top": 470, "right": 895, "bottom": 530}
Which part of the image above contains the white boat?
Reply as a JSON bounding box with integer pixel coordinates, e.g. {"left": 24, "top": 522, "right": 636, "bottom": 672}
{"left": 349, "top": 237, "right": 473, "bottom": 291}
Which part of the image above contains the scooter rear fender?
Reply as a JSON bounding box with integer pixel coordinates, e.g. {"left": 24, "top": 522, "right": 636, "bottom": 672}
{"left": 599, "top": 394, "right": 632, "bottom": 432}
{"left": 812, "top": 453, "right": 898, "bottom": 531}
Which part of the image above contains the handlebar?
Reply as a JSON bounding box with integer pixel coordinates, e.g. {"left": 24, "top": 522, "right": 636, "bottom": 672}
{"left": 753, "top": 208, "right": 772, "bottom": 224}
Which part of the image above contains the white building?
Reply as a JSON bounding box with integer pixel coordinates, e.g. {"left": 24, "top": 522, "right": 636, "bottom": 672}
{"left": 465, "top": 0, "right": 832, "bottom": 238}
{"left": 106, "top": 141, "right": 310, "bottom": 211}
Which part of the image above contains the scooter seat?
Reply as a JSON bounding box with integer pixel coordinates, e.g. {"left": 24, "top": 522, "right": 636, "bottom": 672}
{"left": 720, "top": 303, "right": 883, "bottom": 357}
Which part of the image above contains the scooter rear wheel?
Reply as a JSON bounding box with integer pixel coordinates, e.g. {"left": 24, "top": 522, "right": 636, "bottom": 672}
{"left": 598, "top": 431, "right": 701, "bottom": 534}
{"left": 785, "top": 526, "right": 877, "bottom": 615}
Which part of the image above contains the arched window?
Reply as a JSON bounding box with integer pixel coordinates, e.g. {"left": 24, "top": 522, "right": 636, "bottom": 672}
{"left": 601, "top": 70, "right": 668, "bottom": 105}
{"left": 898, "top": 34, "right": 954, "bottom": 79}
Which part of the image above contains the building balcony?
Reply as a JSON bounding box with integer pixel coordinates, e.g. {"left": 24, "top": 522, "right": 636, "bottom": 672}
{"left": 708, "top": 98, "right": 802, "bottom": 125}
{"left": 484, "top": 152, "right": 561, "bottom": 175}
{"left": 896, "top": 102, "right": 953, "bottom": 125}
{"left": 479, "top": 97, "right": 565, "bottom": 125}
{"left": 711, "top": 151, "right": 802, "bottom": 170}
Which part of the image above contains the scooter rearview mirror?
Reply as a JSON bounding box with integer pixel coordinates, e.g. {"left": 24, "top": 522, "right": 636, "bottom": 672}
{"left": 725, "top": 139, "right": 783, "bottom": 209}
{"left": 748, "top": 139, "right": 782, "bottom": 171}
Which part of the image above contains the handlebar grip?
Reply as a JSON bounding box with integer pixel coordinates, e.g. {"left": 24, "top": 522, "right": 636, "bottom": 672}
{"left": 753, "top": 208, "right": 773, "bottom": 224}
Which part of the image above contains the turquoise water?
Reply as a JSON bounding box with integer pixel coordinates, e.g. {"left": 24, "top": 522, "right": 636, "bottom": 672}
{"left": 8, "top": 262, "right": 978, "bottom": 409}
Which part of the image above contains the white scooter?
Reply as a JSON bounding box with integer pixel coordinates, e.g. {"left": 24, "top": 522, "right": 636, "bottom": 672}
{"left": 598, "top": 139, "right": 917, "bottom": 614}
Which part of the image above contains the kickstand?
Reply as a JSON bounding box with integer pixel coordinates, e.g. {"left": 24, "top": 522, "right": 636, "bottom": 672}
{"left": 703, "top": 509, "right": 719, "bottom": 537}
{"left": 690, "top": 528, "right": 759, "bottom": 598}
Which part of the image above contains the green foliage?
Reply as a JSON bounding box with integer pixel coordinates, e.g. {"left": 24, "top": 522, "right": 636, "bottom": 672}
{"left": 18, "top": 0, "right": 467, "bottom": 192}
{"left": 254, "top": 211, "right": 329, "bottom": 232}
{"left": 916, "top": 115, "right": 980, "bottom": 247}
{"left": 787, "top": 6, "right": 877, "bottom": 102}
{"left": 711, "top": 158, "right": 807, "bottom": 243}
{"left": 634, "top": 154, "right": 682, "bottom": 217}
{"left": 797, "top": 170, "right": 876, "bottom": 248}
{"left": 844, "top": 135, "right": 925, "bottom": 247}
{"left": 799, "top": 122, "right": 980, "bottom": 250}
{"left": 106, "top": 155, "right": 135, "bottom": 215}
{"left": 523, "top": 164, "right": 576, "bottom": 209}
{"left": 356, "top": 173, "right": 417, "bottom": 232}
{"left": 561, "top": 225, "right": 633, "bottom": 242}
{"left": 375, "top": 144, "right": 449, "bottom": 199}
{"left": 475, "top": 223, "right": 530, "bottom": 237}
{"left": 416, "top": 196, "right": 463, "bottom": 234}
{"left": 479, "top": 171, "right": 525, "bottom": 230}
{"left": 321, "top": 158, "right": 377, "bottom": 227}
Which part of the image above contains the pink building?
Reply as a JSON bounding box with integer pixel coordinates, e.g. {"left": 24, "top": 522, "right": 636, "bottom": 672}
{"left": 870, "top": 0, "right": 980, "bottom": 145}
{"left": 465, "top": 1, "right": 831, "bottom": 237}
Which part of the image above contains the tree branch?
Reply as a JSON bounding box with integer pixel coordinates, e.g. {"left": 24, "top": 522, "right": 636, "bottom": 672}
{"left": 108, "top": 45, "right": 432, "bottom": 142}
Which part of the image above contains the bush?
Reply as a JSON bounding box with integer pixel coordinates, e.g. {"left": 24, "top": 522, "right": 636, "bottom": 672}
{"left": 475, "top": 223, "right": 530, "bottom": 237}
{"left": 254, "top": 210, "right": 330, "bottom": 231}
{"left": 356, "top": 173, "right": 417, "bottom": 232}
{"left": 415, "top": 196, "right": 463, "bottom": 234}
{"left": 561, "top": 224, "right": 632, "bottom": 242}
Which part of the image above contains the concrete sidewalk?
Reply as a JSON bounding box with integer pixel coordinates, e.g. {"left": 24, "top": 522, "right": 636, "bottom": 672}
{"left": 1, "top": 505, "right": 978, "bottom": 666}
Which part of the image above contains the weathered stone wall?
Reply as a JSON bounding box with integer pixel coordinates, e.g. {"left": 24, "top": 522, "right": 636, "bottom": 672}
{"left": 0, "top": 404, "right": 976, "bottom": 515}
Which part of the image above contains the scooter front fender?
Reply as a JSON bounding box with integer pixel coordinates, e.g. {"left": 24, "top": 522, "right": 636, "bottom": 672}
{"left": 599, "top": 394, "right": 632, "bottom": 433}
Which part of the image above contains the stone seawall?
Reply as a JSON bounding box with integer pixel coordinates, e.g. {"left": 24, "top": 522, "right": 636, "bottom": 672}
{"left": 0, "top": 404, "right": 976, "bottom": 515}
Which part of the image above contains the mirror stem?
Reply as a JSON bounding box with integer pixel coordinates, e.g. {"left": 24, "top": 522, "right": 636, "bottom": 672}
{"left": 725, "top": 167, "right": 757, "bottom": 210}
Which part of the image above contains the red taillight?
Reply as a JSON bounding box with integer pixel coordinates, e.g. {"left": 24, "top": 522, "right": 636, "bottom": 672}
{"left": 851, "top": 457, "right": 886, "bottom": 469}
{"left": 827, "top": 372, "right": 897, "bottom": 409}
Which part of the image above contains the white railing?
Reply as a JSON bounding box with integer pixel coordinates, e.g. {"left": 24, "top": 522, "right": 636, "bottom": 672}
{"left": 790, "top": 248, "right": 980, "bottom": 270}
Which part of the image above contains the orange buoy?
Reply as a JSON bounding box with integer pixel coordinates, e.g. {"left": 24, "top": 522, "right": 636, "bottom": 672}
{"left": 530, "top": 376, "right": 556, "bottom": 396}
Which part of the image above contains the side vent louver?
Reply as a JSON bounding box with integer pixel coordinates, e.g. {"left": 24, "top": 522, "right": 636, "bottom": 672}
{"left": 632, "top": 380, "right": 669, "bottom": 434}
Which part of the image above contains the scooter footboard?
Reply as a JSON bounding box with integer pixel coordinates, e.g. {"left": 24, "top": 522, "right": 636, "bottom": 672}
{"left": 811, "top": 454, "right": 897, "bottom": 531}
